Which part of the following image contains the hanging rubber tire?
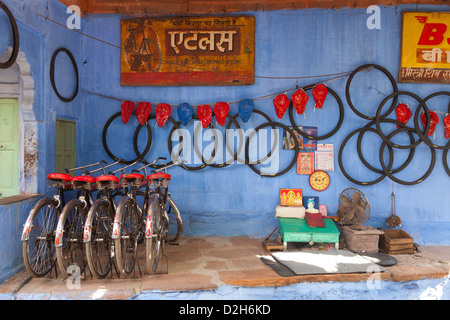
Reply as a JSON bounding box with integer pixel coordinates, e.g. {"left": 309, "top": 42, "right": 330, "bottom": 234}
{"left": 339, "top": 126, "right": 394, "bottom": 186}
{"left": 245, "top": 121, "right": 299, "bottom": 177}
{"left": 226, "top": 109, "right": 276, "bottom": 165}
{"left": 102, "top": 111, "right": 152, "bottom": 164}
{"left": 0, "top": 1, "right": 19, "bottom": 69}
{"left": 193, "top": 114, "right": 243, "bottom": 168}
{"left": 345, "top": 64, "right": 398, "bottom": 120}
{"left": 413, "top": 91, "right": 450, "bottom": 151}
{"left": 374, "top": 91, "right": 429, "bottom": 150}
{"left": 379, "top": 127, "right": 436, "bottom": 185}
{"left": 289, "top": 84, "right": 344, "bottom": 141}
{"left": 357, "top": 119, "right": 416, "bottom": 175}
{"left": 133, "top": 115, "right": 179, "bottom": 169}
{"left": 50, "top": 47, "right": 79, "bottom": 103}
{"left": 443, "top": 140, "right": 450, "bottom": 177}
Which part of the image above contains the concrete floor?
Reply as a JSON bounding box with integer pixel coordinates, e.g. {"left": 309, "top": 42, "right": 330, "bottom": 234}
{"left": 1, "top": 236, "right": 450, "bottom": 300}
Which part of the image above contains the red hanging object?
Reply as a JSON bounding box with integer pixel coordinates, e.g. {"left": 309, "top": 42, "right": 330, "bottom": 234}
{"left": 291, "top": 89, "right": 309, "bottom": 115}
{"left": 312, "top": 84, "right": 328, "bottom": 109}
{"left": 421, "top": 110, "right": 439, "bottom": 136}
{"left": 273, "top": 94, "right": 290, "bottom": 119}
{"left": 395, "top": 103, "right": 412, "bottom": 128}
{"left": 214, "top": 102, "right": 230, "bottom": 126}
{"left": 121, "top": 100, "right": 135, "bottom": 124}
{"left": 136, "top": 102, "right": 152, "bottom": 125}
{"left": 197, "top": 104, "right": 212, "bottom": 128}
{"left": 444, "top": 115, "right": 450, "bottom": 139}
{"left": 155, "top": 103, "right": 171, "bottom": 127}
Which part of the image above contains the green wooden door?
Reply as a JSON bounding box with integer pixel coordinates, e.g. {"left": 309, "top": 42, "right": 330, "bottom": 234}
{"left": 0, "top": 99, "right": 19, "bottom": 198}
{"left": 55, "top": 119, "right": 76, "bottom": 174}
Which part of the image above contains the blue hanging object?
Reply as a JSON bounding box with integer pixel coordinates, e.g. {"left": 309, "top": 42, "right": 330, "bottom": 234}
{"left": 238, "top": 99, "right": 255, "bottom": 123}
{"left": 177, "top": 103, "right": 193, "bottom": 126}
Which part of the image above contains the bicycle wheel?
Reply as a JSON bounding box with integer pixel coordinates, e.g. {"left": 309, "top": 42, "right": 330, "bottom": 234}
{"left": 55, "top": 199, "right": 87, "bottom": 278}
{"left": 84, "top": 199, "right": 114, "bottom": 279}
{"left": 114, "top": 197, "right": 140, "bottom": 277}
{"left": 22, "top": 198, "right": 60, "bottom": 278}
{"left": 166, "top": 195, "right": 183, "bottom": 244}
{"left": 145, "top": 196, "right": 162, "bottom": 275}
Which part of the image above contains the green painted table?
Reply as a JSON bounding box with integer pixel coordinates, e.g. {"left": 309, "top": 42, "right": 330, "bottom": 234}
{"left": 278, "top": 218, "right": 340, "bottom": 251}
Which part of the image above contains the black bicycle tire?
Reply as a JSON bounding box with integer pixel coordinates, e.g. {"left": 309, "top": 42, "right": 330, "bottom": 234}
{"left": 166, "top": 195, "right": 183, "bottom": 244}
{"left": 0, "top": 1, "right": 19, "bottom": 69}
{"left": 413, "top": 91, "right": 450, "bottom": 151}
{"left": 226, "top": 109, "right": 277, "bottom": 165}
{"left": 22, "top": 198, "right": 60, "bottom": 278}
{"left": 55, "top": 199, "right": 87, "bottom": 279}
{"left": 193, "top": 117, "right": 234, "bottom": 168}
{"left": 289, "top": 84, "right": 344, "bottom": 141}
{"left": 245, "top": 122, "right": 299, "bottom": 177}
{"left": 379, "top": 127, "right": 436, "bottom": 185}
{"left": 102, "top": 111, "right": 152, "bottom": 164}
{"left": 345, "top": 64, "right": 399, "bottom": 120}
{"left": 375, "top": 91, "right": 429, "bottom": 150}
{"left": 338, "top": 126, "right": 394, "bottom": 186}
{"left": 443, "top": 140, "right": 450, "bottom": 177}
{"left": 114, "top": 196, "right": 139, "bottom": 277}
{"left": 357, "top": 119, "right": 416, "bottom": 175}
{"left": 145, "top": 196, "right": 162, "bottom": 275}
{"left": 167, "top": 116, "right": 208, "bottom": 171}
{"left": 85, "top": 199, "right": 114, "bottom": 279}
{"left": 135, "top": 115, "right": 179, "bottom": 169}
{"left": 50, "top": 47, "right": 79, "bottom": 103}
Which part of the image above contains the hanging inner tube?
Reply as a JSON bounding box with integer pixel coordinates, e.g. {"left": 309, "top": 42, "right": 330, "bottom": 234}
{"left": 345, "top": 64, "right": 398, "bottom": 120}
{"left": 50, "top": 47, "right": 79, "bottom": 103}
{"left": 289, "top": 84, "right": 344, "bottom": 141}
{"left": 0, "top": 1, "right": 19, "bottom": 69}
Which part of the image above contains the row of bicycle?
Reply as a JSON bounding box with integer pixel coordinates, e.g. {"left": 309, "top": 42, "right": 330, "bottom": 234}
{"left": 21, "top": 157, "right": 185, "bottom": 279}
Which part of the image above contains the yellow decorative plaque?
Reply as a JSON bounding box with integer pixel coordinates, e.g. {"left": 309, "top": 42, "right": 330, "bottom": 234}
{"left": 399, "top": 12, "right": 450, "bottom": 84}
{"left": 120, "top": 16, "right": 255, "bottom": 86}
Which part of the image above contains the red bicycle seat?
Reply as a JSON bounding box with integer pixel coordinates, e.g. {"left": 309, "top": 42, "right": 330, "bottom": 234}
{"left": 47, "top": 173, "right": 72, "bottom": 182}
{"left": 147, "top": 173, "right": 171, "bottom": 181}
{"left": 120, "top": 173, "right": 145, "bottom": 181}
{"left": 96, "top": 175, "right": 119, "bottom": 184}
{"left": 71, "top": 175, "right": 96, "bottom": 184}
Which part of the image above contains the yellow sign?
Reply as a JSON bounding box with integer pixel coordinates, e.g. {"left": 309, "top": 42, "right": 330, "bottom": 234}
{"left": 399, "top": 12, "right": 450, "bottom": 83}
{"left": 120, "top": 16, "right": 255, "bottom": 86}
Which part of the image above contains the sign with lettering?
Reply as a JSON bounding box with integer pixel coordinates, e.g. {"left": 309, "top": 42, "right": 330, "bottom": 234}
{"left": 399, "top": 12, "right": 450, "bottom": 84}
{"left": 120, "top": 16, "right": 255, "bottom": 86}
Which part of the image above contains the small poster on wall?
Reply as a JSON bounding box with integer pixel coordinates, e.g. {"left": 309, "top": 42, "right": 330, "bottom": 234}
{"left": 280, "top": 189, "right": 303, "bottom": 206}
{"left": 315, "top": 144, "right": 334, "bottom": 171}
{"left": 299, "top": 126, "right": 318, "bottom": 152}
{"left": 282, "top": 127, "right": 304, "bottom": 150}
{"left": 297, "top": 152, "right": 314, "bottom": 175}
{"left": 303, "top": 196, "right": 319, "bottom": 213}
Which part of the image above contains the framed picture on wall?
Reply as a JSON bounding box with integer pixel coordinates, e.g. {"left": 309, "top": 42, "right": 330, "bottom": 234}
{"left": 297, "top": 152, "right": 314, "bottom": 175}
{"left": 280, "top": 189, "right": 303, "bottom": 206}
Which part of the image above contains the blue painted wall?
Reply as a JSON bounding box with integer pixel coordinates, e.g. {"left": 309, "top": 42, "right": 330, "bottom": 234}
{"left": 0, "top": 0, "right": 449, "bottom": 285}
{"left": 0, "top": 0, "right": 83, "bottom": 283}
{"left": 79, "top": 5, "right": 450, "bottom": 244}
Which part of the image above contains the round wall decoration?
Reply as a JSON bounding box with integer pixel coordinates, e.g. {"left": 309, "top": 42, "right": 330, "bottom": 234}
{"left": 309, "top": 170, "right": 330, "bottom": 191}
{"left": 50, "top": 47, "right": 79, "bottom": 103}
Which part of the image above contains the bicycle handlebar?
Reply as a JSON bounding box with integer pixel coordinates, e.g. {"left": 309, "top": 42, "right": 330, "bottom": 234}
{"left": 65, "top": 160, "right": 107, "bottom": 175}
{"left": 89, "top": 160, "right": 122, "bottom": 175}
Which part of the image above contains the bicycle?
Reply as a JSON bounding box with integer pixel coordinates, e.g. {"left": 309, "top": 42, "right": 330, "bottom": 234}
{"left": 54, "top": 161, "right": 106, "bottom": 279}
{"left": 21, "top": 172, "right": 72, "bottom": 278}
{"left": 111, "top": 158, "right": 162, "bottom": 278}
{"left": 140, "top": 160, "right": 185, "bottom": 275}
{"left": 83, "top": 160, "right": 124, "bottom": 279}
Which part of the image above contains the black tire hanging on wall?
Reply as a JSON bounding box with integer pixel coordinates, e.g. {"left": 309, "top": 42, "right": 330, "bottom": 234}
{"left": 0, "top": 1, "right": 20, "bottom": 69}
{"left": 50, "top": 47, "right": 79, "bottom": 102}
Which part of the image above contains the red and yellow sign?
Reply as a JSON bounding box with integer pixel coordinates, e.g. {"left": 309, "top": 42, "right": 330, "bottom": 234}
{"left": 399, "top": 12, "right": 450, "bottom": 83}
{"left": 120, "top": 16, "right": 255, "bottom": 86}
